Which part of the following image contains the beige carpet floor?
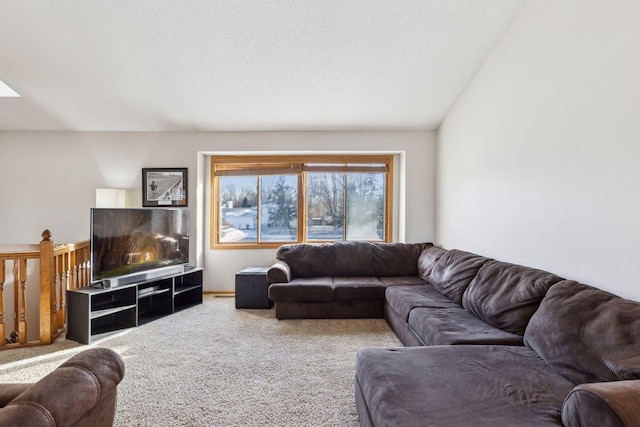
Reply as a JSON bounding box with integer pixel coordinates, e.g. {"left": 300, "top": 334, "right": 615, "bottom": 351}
{"left": 0, "top": 295, "right": 401, "bottom": 426}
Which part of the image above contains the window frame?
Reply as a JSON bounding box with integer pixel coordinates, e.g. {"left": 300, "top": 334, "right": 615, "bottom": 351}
{"left": 210, "top": 155, "right": 393, "bottom": 249}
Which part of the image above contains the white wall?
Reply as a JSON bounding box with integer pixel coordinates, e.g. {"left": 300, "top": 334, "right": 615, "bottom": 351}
{"left": 0, "top": 131, "right": 436, "bottom": 291}
{"left": 437, "top": 0, "right": 640, "bottom": 301}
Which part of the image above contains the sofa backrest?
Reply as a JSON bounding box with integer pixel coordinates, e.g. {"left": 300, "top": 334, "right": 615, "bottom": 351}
{"left": 417, "top": 246, "right": 447, "bottom": 281}
{"left": 276, "top": 241, "right": 431, "bottom": 278}
{"left": 524, "top": 280, "right": 640, "bottom": 384}
{"left": 276, "top": 243, "right": 336, "bottom": 278}
{"left": 429, "top": 249, "right": 490, "bottom": 305}
{"left": 371, "top": 242, "right": 432, "bottom": 277}
{"left": 333, "top": 241, "right": 375, "bottom": 276}
{"left": 461, "top": 260, "right": 564, "bottom": 335}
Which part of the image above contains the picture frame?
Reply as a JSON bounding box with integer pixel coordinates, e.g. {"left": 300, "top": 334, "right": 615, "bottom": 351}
{"left": 142, "top": 167, "right": 188, "bottom": 207}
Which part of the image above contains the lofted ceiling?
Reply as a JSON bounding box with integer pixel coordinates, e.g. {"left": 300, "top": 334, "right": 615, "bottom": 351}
{"left": 0, "top": 1, "right": 526, "bottom": 132}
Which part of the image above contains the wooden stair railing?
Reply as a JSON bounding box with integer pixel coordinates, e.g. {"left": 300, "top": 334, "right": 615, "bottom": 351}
{"left": 0, "top": 230, "right": 90, "bottom": 349}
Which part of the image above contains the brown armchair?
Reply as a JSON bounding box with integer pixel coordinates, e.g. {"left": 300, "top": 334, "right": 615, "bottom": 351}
{"left": 0, "top": 347, "right": 125, "bottom": 426}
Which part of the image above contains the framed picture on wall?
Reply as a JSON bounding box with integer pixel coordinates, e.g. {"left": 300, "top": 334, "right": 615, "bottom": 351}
{"left": 142, "top": 167, "right": 188, "bottom": 207}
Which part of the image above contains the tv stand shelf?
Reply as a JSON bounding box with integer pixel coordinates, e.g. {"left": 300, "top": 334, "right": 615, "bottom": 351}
{"left": 67, "top": 268, "right": 203, "bottom": 344}
{"left": 91, "top": 305, "right": 137, "bottom": 319}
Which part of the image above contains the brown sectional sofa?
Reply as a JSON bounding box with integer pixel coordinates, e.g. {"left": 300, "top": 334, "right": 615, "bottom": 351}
{"left": 267, "top": 242, "right": 640, "bottom": 426}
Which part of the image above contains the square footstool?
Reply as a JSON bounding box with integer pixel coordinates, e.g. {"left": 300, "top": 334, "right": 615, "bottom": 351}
{"left": 235, "top": 267, "right": 273, "bottom": 309}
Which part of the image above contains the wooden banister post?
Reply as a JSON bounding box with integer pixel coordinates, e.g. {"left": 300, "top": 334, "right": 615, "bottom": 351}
{"left": 39, "top": 230, "right": 54, "bottom": 344}
{"left": 12, "top": 261, "right": 18, "bottom": 336}
{"left": 18, "top": 259, "right": 27, "bottom": 344}
{"left": 56, "top": 252, "right": 67, "bottom": 330}
{"left": 83, "top": 245, "right": 90, "bottom": 286}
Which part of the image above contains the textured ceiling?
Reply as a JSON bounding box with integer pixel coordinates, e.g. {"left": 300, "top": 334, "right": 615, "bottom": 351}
{"left": 0, "top": 1, "right": 526, "bottom": 131}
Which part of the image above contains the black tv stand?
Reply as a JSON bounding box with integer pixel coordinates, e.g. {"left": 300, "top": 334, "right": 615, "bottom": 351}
{"left": 67, "top": 268, "right": 203, "bottom": 344}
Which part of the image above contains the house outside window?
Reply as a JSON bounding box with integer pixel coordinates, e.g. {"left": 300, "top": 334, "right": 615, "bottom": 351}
{"left": 211, "top": 155, "right": 393, "bottom": 248}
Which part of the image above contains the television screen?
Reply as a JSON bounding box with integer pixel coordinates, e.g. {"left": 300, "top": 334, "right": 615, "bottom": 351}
{"left": 91, "top": 208, "right": 190, "bottom": 283}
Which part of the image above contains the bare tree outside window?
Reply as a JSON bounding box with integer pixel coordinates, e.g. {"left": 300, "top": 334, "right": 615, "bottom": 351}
{"left": 307, "top": 173, "right": 344, "bottom": 241}
{"left": 220, "top": 177, "right": 257, "bottom": 209}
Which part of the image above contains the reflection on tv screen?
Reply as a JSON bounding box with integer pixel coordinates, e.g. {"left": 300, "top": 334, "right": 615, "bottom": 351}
{"left": 91, "top": 208, "right": 189, "bottom": 282}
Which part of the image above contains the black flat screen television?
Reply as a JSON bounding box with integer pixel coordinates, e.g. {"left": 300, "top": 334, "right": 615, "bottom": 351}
{"left": 91, "top": 208, "right": 190, "bottom": 284}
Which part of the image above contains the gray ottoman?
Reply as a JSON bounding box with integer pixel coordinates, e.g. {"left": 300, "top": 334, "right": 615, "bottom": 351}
{"left": 235, "top": 267, "right": 273, "bottom": 309}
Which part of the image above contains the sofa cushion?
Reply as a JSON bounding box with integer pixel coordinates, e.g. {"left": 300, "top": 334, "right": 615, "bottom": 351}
{"left": 267, "top": 277, "right": 333, "bottom": 302}
{"left": 429, "top": 249, "right": 490, "bottom": 305}
{"left": 524, "top": 280, "right": 640, "bottom": 384}
{"left": 371, "top": 243, "right": 430, "bottom": 277}
{"left": 276, "top": 243, "right": 335, "bottom": 278}
{"left": 408, "top": 306, "right": 523, "bottom": 346}
{"left": 462, "top": 260, "right": 563, "bottom": 335}
{"left": 355, "top": 345, "right": 574, "bottom": 427}
{"left": 333, "top": 241, "right": 375, "bottom": 276}
{"left": 417, "top": 246, "right": 447, "bottom": 281}
{"left": 333, "top": 277, "right": 385, "bottom": 300}
{"left": 385, "top": 284, "right": 459, "bottom": 321}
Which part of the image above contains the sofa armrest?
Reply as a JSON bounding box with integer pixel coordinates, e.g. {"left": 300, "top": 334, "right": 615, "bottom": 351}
{"left": 267, "top": 260, "right": 291, "bottom": 283}
{"left": 562, "top": 380, "right": 640, "bottom": 427}
{"left": 0, "top": 347, "right": 125, "bottom": 427}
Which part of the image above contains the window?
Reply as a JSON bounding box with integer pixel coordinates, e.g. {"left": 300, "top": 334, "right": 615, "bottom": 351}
{"left": 211, "top": 155, "right": 393, "bottom": 248}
